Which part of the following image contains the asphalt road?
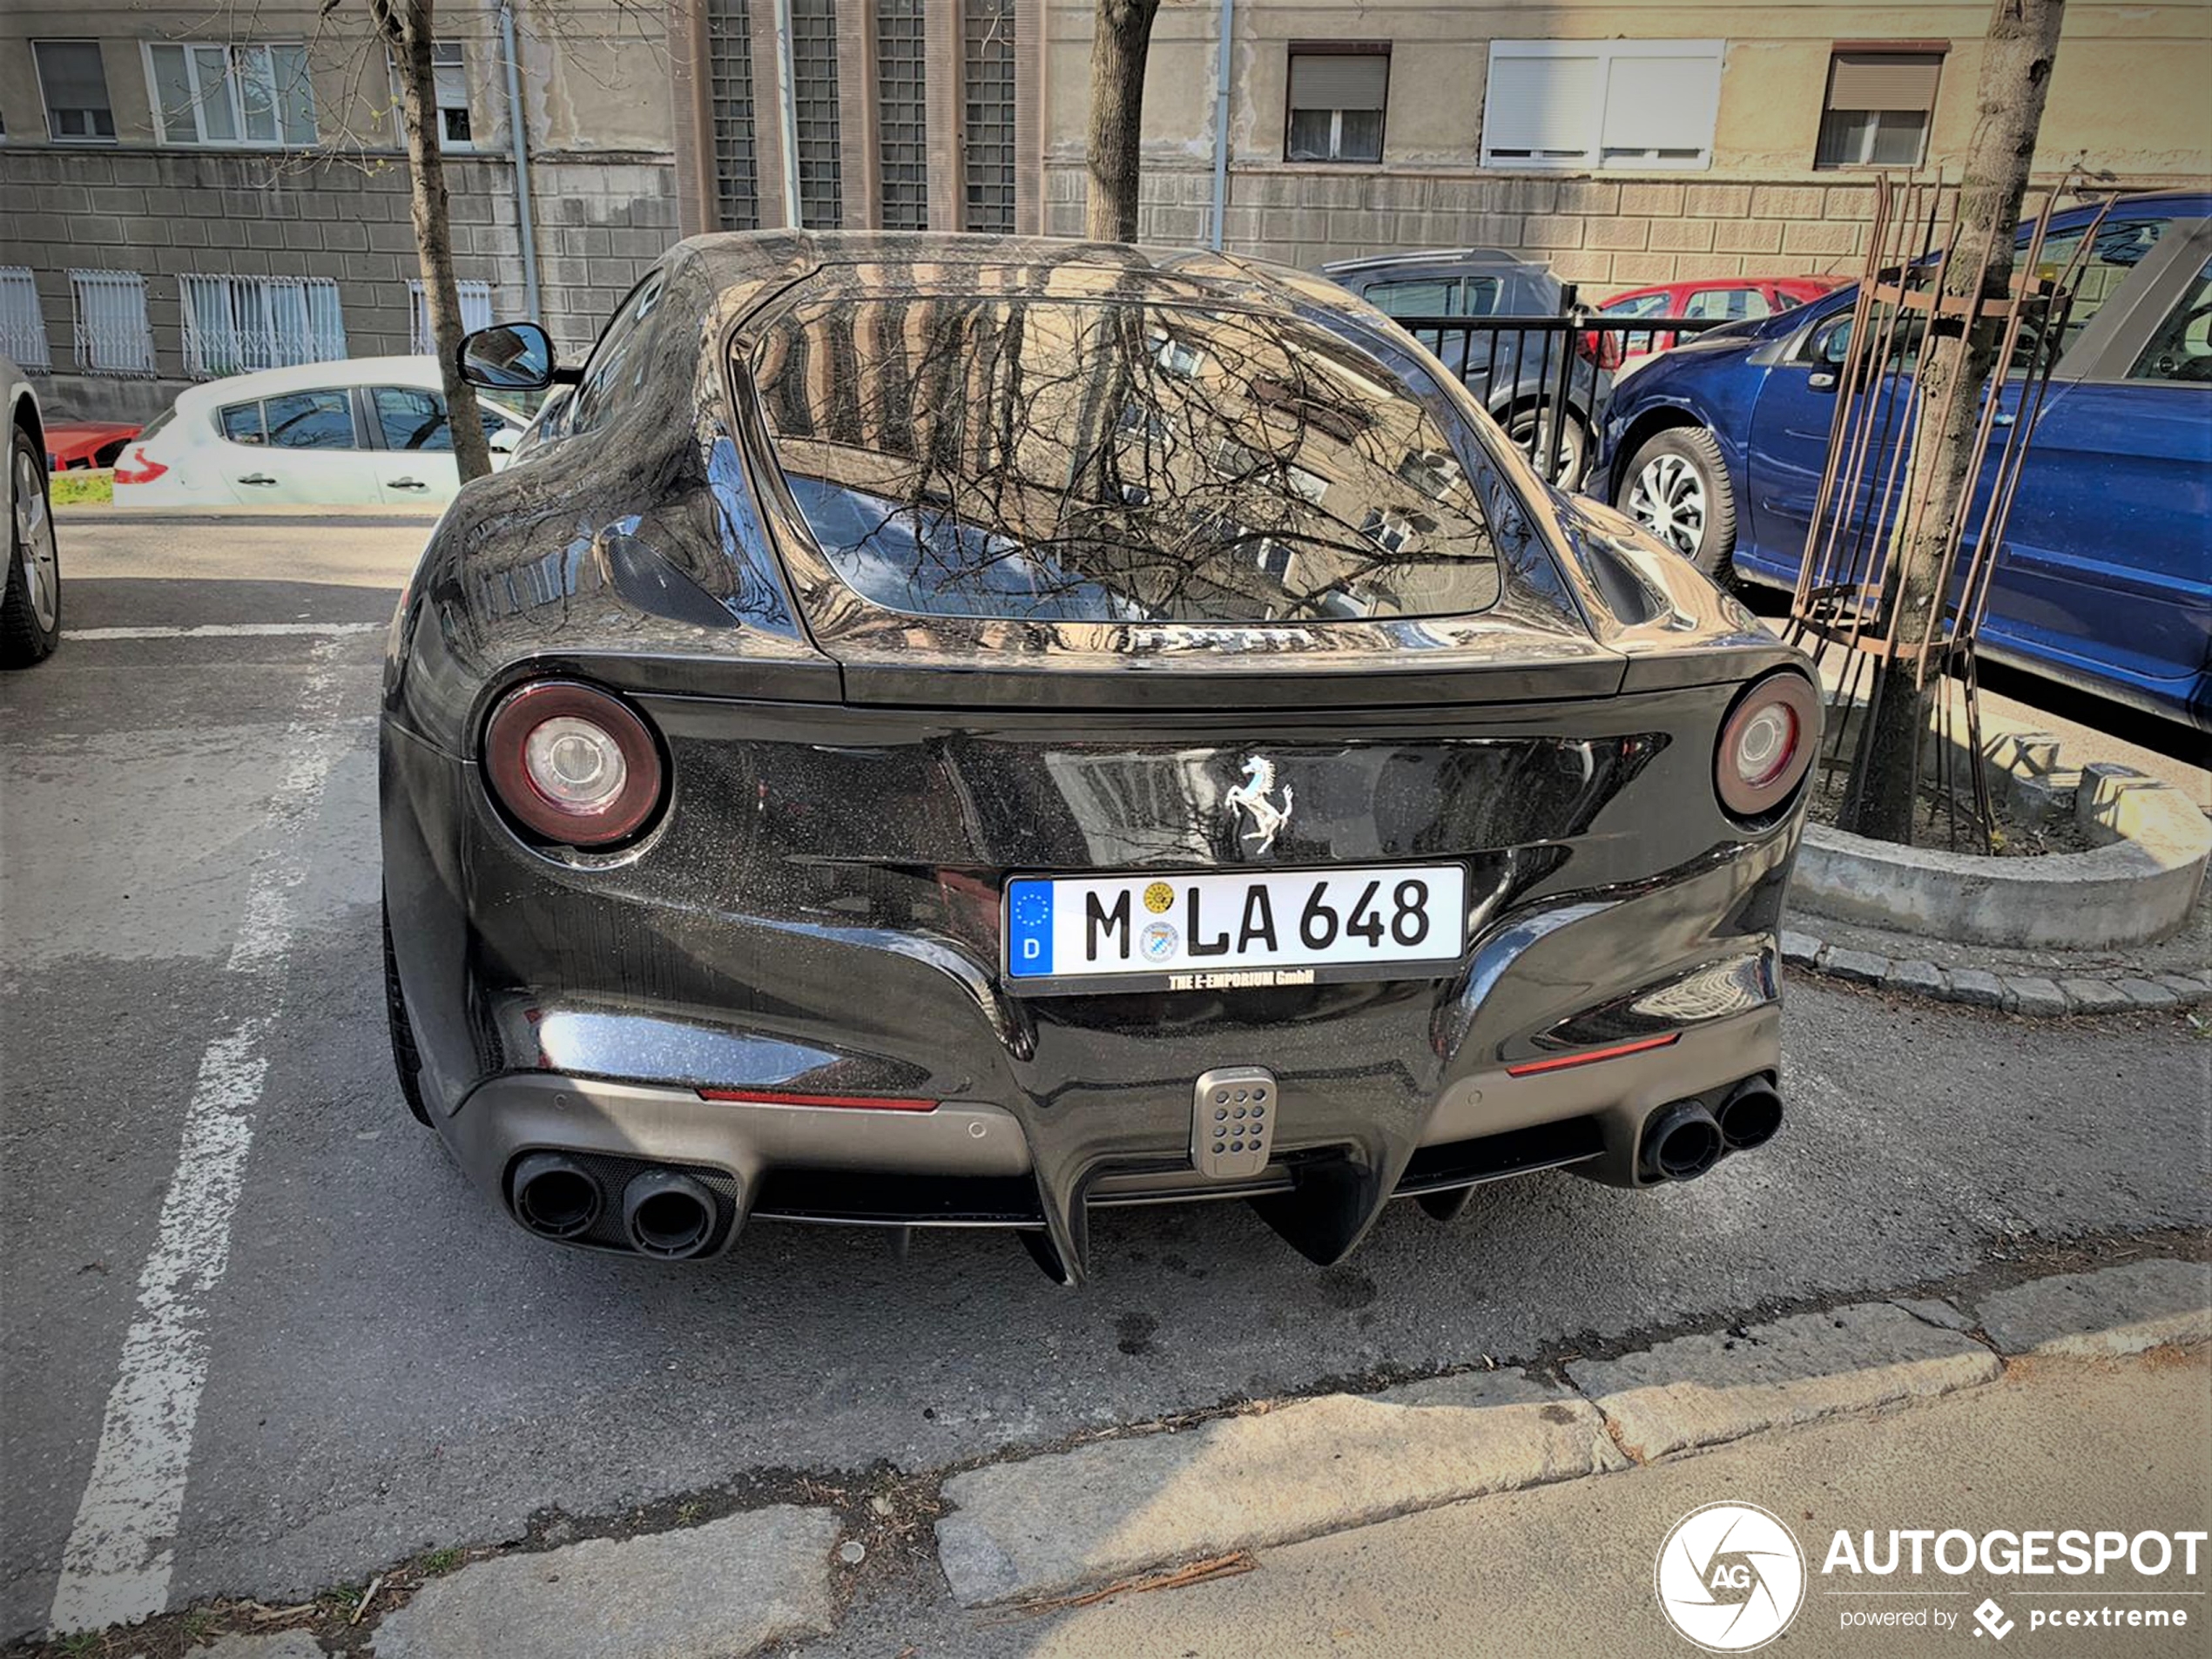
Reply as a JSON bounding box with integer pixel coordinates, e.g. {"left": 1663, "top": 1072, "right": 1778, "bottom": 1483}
{"left": 3, "top": 516, "right": 2207, "bottom": 1642}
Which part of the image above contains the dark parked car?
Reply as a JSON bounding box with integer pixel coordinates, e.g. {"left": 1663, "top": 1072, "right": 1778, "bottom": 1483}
{"left": 381, "top": 233, "right": 1817, "bottom": 1283}
{"left": 1323, "top": 249, "right": 1614, "bottom": 484}
{"left": 1600, "top": 192, "right": 2212, "bottom": 731}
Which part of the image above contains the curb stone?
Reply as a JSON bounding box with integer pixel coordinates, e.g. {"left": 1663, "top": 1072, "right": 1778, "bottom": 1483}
{"left": 1564, "top": 1302, "right": 2000, "bottom": 1461}
{"left": 1973, "top": 1259, "right": 2212, "bottom": 1358}
{"left": 1890, "top": 1296, "right": 1974, "bottom": 1332}
{"left": 1784, "top": 925, "right": 2210, "bottom": 1017}
{"left": 933, "top": 1370, "right": 1624, "bottom": 1607}
{"left": 200, "top": 1636, "right": 327, "bottom": 1659}
{"left": 367, "top": 1506, "right": 841, "bottom": 1659}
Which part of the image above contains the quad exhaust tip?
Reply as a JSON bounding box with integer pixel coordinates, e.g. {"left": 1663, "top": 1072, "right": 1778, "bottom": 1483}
{"left": 1716, "top": 1078, "right": 1784, "bottom": 1152}
{"left": 510, "top": 1151, "right": 602, "bottom": 1239}
{"left": 1642, "top": 1100, "right": 1725, "bottom": 1184}
{"left": 623, "top": 1169, "right": 717, "bottom": 1259}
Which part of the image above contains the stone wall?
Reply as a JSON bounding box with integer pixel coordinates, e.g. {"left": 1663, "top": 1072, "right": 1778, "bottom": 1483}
{"left": 1044, "top": 158, "right": 2002, "bottom": 293}
{"left": 0, "top": 145, "right": 677, "bottom": 421}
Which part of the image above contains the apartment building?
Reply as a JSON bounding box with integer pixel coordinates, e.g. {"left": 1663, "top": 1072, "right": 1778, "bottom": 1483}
{"left": 1069, "top": 0, "right": 2209, "bottom": 284}
{"left": 0, "top": 1, "right": 678, "bottom": 421}
{"left": 3, "top": 2, "right": 2205, "bottom": 422}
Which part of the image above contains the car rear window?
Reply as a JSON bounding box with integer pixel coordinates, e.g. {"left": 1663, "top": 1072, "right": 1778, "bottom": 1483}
{"left": 749, "top": 296, "right": 1501, "bottom": 624}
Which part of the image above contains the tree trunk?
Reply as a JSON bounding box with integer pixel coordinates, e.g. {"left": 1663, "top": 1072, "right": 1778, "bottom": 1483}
{"left": 376, "top": 0, "right": 496, "bottom": 483}
{"left": 1842, "top": 0, "right": 2064, "bottom": 842}
{"left": 1084, "top": 0, "right": 1163, "bottom": 242}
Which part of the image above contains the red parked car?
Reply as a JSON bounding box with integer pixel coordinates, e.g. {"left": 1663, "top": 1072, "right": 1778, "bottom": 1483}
{"left": 45, "top": 421, "right": 142, "bottom": 471}
{"left": 1597, "top": 277, "right": 1849, "bottom": 366}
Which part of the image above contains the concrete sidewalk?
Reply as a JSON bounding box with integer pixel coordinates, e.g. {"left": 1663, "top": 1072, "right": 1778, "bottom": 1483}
{"left": 1027, "top": 1347, "right": 2212, "bottom": 1658}
{"left": 78, "top": 1259, "right": 2212, "bottom": 1659}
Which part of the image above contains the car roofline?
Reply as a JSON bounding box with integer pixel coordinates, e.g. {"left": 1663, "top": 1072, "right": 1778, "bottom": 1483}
{"left": 1320, "top": 248, "right": 1534, "bottom": 273}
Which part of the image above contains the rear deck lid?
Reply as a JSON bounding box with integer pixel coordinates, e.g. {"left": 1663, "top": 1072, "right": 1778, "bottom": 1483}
{"left": 738, "top": 270, "right": 1624, "bottom": 710}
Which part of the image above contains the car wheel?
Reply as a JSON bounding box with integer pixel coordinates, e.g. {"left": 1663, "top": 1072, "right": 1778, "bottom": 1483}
{"left": 1618, "top": 427, "right": 1737, "bottom": 581}
{"left": 1506, "top": 406, "right": 1591, "bottom": 489}
{"left": 1, "top": 425, "right": 61, "bottom": 669}
{"left": 384, "top": 903, "right": 433, "bottom": 1127}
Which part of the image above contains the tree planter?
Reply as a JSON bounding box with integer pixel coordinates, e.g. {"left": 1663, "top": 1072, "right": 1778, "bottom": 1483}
{"left": 1793, "top": 763, "right": 2209, "bottom": 950}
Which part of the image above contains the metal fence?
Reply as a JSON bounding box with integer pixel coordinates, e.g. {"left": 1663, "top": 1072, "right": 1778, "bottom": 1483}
{"left": 1385, "top": 301, "right": 1729, "bottom": 487}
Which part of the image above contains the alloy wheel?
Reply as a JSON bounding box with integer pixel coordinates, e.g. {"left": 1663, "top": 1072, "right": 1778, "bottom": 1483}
{"left": 13, "top": 447, "right": 58, "bottom": 633}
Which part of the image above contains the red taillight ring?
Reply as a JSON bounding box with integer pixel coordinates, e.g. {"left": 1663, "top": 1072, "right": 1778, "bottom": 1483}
{"left": 1715, "top": 671, "right": 1820, "bottom": 819}
{"left": 484, "top": 680, "right": 664, "bottom": 846}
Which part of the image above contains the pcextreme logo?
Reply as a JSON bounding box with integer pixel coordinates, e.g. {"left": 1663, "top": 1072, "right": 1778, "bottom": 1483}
{"left": 1655, "top": 1502, "right": 1809, "bottom": 1652}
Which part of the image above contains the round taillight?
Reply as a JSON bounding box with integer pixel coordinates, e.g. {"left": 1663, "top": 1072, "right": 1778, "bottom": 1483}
{"left": 484, "top": 681, "right": 664, "bottom": 846}
{"left": 1715, "top": 672, "right": 1819, "bottom": 819}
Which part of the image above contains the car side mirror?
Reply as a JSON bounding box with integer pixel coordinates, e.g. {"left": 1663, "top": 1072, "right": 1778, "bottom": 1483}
{"left": 458, "top": 322, "right": 569, "bottom": 392}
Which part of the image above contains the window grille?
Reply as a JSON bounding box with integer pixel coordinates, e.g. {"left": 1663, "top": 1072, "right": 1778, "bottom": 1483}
{"left": 408, "top": 280, "right": 494, "bottom": 353}
{"left": 68, "top": 270, "right": 155, "bottom": 377}
{"left": 963, "top": 0, "right": 1016, "bottom": 231}
{"left": 791, "top": 0, "right": 843, "bottom": 226}
{"left": 876, "top": 0, "right": 927, "bottom": 231}
{"left": 705, "top": 0, "right": 761, "bottom": 232}
{"left": 180, "top": 274, "right": 346, "bottom": 377}
{"left": 0, "top": 268, "right": 52, "bottom": 372}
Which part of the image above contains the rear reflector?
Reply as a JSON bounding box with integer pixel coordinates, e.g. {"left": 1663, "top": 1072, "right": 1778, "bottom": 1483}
{"left": 1506, "top": 1032, "right": 1680, "bottom": 1077}
{"left": 696, "top": 1089, "right": 939, "bottom": 1112}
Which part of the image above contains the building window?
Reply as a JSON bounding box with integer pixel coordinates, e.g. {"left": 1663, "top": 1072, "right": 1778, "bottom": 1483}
{"left": 408, "top": 279, "right": 495, "bottom": 354}
{"left": 1482, "top": 40, "right": 1722, "bottom": 171}
{"left": 789, "top": 0, "right": 844, "bottom": 226}
{"left": 34, "top": 41, "right": 115, "bottom": 142}
{"left": 877, "top": 0, "right": 928, "bottom": 231}
{"left": 1285, "top": 46, "right": 1388, "bottom": 164}
{"left": 1, "top": 269, "right": 51, "bottom": 372}
{"left": 705, "top": 0, "right": 761, "bottom": 232}
{"left": 180, "top": 275, "right": 346, "bottom": 377}
{"left": 388, "top": 42, "right": 474, "bottom": 148}
{"left": 964, "top": 0, "right": 1016, "bottom": 231}
{"left": 1817, "top": 49, "right": 1943, "bottom": 169}
{"left": 145, "top": 42, "right": 317, "bottom": 147}
{"left": 68, "top": 272, "right": 155, "bottom": 377}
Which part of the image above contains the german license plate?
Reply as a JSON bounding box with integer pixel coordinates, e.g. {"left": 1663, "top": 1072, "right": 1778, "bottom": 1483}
{"left": 1002, "top": 864, "right": 1467, "bottom": 995}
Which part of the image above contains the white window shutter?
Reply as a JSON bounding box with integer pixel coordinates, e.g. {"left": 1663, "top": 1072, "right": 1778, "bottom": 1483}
{"left": 1484, "top": 51, "right": 1602, "bottom": 162}
{"left": 1602, "top": 51, "right": 1723, "bottom": 157}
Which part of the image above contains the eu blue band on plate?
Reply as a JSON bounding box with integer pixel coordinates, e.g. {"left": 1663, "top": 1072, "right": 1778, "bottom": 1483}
{"left": 1006, "top": 880, "right": 1054, "bottom": 977}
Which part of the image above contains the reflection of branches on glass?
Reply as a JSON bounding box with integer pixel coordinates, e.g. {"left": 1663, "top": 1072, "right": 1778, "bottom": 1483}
{"left": 748, "top": 260, "right": 1505, "bottom": 626}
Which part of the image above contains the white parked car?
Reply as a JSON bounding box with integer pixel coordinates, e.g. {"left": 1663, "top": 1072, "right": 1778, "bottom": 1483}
{"left": 3, "top": 352, "right": 61, "bottom": 666}
{"left": 111, "top": 356, "right": 529, "bottom": 508}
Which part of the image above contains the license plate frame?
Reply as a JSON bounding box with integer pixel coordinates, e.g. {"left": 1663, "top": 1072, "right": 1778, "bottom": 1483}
{"left": 1001, "top": 862, "right": 1468, "bottom": 997}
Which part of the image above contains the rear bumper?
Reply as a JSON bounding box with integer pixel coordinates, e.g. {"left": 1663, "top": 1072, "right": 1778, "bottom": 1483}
{"left": 427, "top": 884, "right": 1787, "bottom": 1281}
{"left": 446, "top": 994, "right": 1779, "bottom": 1240}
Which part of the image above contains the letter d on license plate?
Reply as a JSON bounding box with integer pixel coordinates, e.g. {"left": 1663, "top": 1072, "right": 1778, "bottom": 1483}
{"left": 1002, "top": 864, "right": 1466, "bottom": 995}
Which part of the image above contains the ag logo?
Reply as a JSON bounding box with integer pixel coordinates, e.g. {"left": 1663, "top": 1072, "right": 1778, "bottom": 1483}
{"left": 1655, "top": 1502, "right": 1805, "bottom": 1652}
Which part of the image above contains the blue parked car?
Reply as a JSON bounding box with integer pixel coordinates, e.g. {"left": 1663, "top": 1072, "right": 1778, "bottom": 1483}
{"left": 1598, "top": 192, "right": 2212, "bottom": 731}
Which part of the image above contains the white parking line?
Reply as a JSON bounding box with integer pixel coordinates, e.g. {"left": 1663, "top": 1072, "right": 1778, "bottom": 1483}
{"left": 48, "top": 633, "right": 361, "bottom": 1636}
{"left": 67, "top": 622, "right": 383, "bottom": 641}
